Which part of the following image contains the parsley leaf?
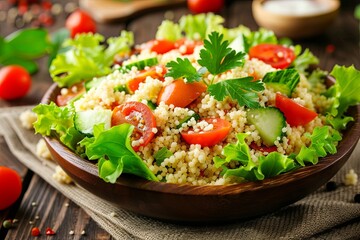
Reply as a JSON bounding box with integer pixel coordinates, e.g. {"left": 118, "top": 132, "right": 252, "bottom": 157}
{"left": 198, "top": 31, "right": 245, "bottom": 76}
{"left": 154, "top": 147, "right": 173, "bottom": 166}
{"left": 165, "top": 58, "right": 202, "bottom": 83}
{"left": 208, "top": 77, "right": 265, "bottom": 108}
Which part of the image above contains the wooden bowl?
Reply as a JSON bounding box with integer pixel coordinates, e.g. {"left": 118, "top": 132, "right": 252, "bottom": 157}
{"left": 43, "top": 83, "right": 360, "bottom": 223}
{"left": 252, "top": 0, "right": 340, "bottom": 39}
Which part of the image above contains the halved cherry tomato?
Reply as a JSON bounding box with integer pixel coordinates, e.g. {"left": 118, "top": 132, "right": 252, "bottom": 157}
{"left": 0, "top": 166, "right": 22, "bottom": 210}
{"left": 127, "top": 66, "right": 166, "bottom": 93}
{"left": 174, "top": 38, "right": 203, "bottom": 55}
{"left": 249, "top": 142, "right": 277, "bottom": 153}
{"left": 181, "top": 118, "right": 231, "bottom": 147}
{"left": 56, "top": 82, "right": 85, "bottom": 106}
{"left": 144, "top": 39, "right": 176, "bottom": 54}
{"left": 275, "top": 93, "right": 318, "bottom": 127}
{"left": 65, "top": 10, "right": 96, "bottom": 38}
{"left": 111, "top": 101, "right": 156, "bottom": 151}
{"left": 157, "top": 79, "right": 207, "bottom": 108}
{"left": 249, "top": 43, "right": 295, "bottom": 69}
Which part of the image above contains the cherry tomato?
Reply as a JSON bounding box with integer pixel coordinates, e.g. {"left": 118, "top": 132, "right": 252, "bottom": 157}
{"left": 127, "top": 66, "right": 166, "bottom": 93}
{"left": 56, "top": 82, "right": 85, "bottom": 106}
{"left": 187, "top": 0, "right": 224, "bottom": 13}
{"left": 65, "top": 10, "right": 96, "bottom": 38}
{"left": 181, "top": 118, "right": 231, "bottom": 147}
{"left": 249, "top": 44, "right": 296, "bottom": 69}
{"left": 111, "top": 102, "right": 157, "bottom": 151}
{"left": 157, "top": 79, "right": 207, "bottom": 108}
{"left": 0, "top": 166, "right": 22, "bottom": 210}
{"left": 275, "top": 93, "right": 318, "bottom": 127}
{"left": 143, "top": 39, "right": 176, "bottom": 54}
{"left": 249, "top": 142, "right": 277, "bottom": 153}
{"left": 0, "top": 65, "right": 31, "bottom": 100}
{"left": 31, "top": 227, "right": 41, "bottom": 237}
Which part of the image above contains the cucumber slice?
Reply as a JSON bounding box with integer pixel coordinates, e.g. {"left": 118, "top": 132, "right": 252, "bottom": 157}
{"left": 74, "top": 109, "right": 112, "bottom": 135}
{"left": 176, "top": 113, "right": 200, "bottom": 129}
{"left": 265, "top": 82, "right": 292, "bottom": 97}
{"left": 247, "top": 107, "right": 286, "bottom": 146}
{"left": 123, "top": 57, "right": 159, "bottom": 71}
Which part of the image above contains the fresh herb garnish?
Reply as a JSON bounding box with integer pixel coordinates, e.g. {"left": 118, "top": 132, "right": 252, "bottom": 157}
{"left": 198, "top": 31, "right": 246, "bottom": 77}
{"left": 166, "top": 31, "right": 261, "bottom": 108}
{"left": 154, "top": 147, "right": 173, "bottom": 166}
{"left": 208, "top": 77, "right": 264, "bottom": 108}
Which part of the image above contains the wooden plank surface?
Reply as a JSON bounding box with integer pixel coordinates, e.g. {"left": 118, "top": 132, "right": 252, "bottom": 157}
{"left": 0, "top": 0, "right": 359, "bottom": 239}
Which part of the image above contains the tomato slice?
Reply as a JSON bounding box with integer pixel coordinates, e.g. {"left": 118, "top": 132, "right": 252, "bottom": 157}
{"left": 249, "top": 43, "right": 295, "bottom": 69}
{"left": 181, "top": 118, "right": 231, "bottom": 147}
{"left": 56, "top": 82, "right": 85, "bottom": 106}
{"left": 157, "top": 79, "right": 207, "bottom": 108}
{"left": 127, "top": 66, "right": 166, "bottom": 93}
{"left": 111, "top": 101, "right": 157, "bottom": 151}
{"left": 144, "top": 39, "right": 176, "bottom": 54}
{"left": 275, "top": 93, "right": 318, "bottom": 127}
{"left": 249, "top": 142, "right": 277, "bottom": 153}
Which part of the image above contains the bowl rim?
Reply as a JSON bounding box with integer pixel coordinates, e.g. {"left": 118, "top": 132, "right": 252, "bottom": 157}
{"left": 252, "top": 0, "right": 340, "bottom": 19}
{"left": 43, "top": 82, "right": 360, "bottom": 196}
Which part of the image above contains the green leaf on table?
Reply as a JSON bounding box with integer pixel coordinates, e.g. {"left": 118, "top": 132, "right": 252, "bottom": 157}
{"left": 165, "top": 57, "right": 202, "bottom": 83}
{"left": 1, "top": 57, "right": 38, "bottom": 74}
{"left": 5, "top": 28, "right": 50, "bottom": 58}
{"left": 198, "top": 31, "right": 246, "bottom": 76}
{"left": 208, "top": 77, "right": 264, "bottom": 108}
{"left": 355, "top": 4, "right": 360, "bottom": 20}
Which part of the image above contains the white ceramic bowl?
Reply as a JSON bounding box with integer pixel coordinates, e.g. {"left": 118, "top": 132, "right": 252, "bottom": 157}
{"left": 252, "top": 0, "right": 340, "bottom": 39}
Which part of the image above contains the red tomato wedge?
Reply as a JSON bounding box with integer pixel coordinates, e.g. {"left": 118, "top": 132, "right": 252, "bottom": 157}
{"left": 249, "top": 43, "right": 295, "bottom": 69}
{"left": 157, "top": 79, "right": 207, "bottom": 108}
{"left": 145, "top": 39, "right": 176, "bottom": 54}
{"left": 181, "top": 118, "right": 231, "bottom": 147}
{"left": 111, "top": 101, "right": 157, "bottom": 151}
{"left": 275, "top": 93, "right": 318, "bottom": 127}
{"left": 127, "top": 66, "right": 166, "bottom": 93}
{"left": 249, "top": 142, "right": 277, "bottom": 153}
{"left": 56, "top": 82, "right": 85, "bottom": 106}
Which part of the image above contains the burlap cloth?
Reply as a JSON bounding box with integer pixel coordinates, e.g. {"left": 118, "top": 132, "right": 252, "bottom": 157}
{"left": 0, "top": 106, "right": 359, "bottom": 240}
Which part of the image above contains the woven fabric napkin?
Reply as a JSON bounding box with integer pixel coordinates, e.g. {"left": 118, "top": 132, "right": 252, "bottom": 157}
{"left": 0, "top": 106, "right": 359, "bottom": 240}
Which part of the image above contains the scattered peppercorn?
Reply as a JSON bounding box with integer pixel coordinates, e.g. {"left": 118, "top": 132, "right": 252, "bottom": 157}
{"left": 2, "top": 219, "right": 13, "bottom": 229}
{"left": 45, "top": 227, "right": 56, "bottom": 235}
{"left": 354, "top": 193, "right": 360, "bottom": 203}
{"left": 31, "top": 227, "right": 41, "bottom": 237}
{"left": 325, "top": 181, "right": 337, "bottom": 191}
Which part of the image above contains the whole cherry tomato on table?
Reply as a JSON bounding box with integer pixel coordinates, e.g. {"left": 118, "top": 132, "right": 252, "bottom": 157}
{"left": 0, "top": 166, "right": 22, "bottom": 210}
{"left": 65, "top": 10, "right": 96, "bottom": 38}
{"left": 249, "top": 43, "right": 296, "bottom": 69}
{"left": 187, "top": 0, "right": 225, "bottom": 13}
{"left": 0, "top": 65, "right": 32, "bottom": 100}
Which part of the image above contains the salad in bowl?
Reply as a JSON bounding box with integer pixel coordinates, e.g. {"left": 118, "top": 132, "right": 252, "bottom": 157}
{"left": 33, "top": 13, "right": 360, "bottom": 188}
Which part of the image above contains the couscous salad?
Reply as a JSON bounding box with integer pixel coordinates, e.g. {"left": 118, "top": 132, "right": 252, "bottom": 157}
{"left": 33, "top": 14, "right": 360, "bottom": 185}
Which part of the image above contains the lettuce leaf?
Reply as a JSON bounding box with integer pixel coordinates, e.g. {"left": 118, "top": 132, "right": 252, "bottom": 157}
{"left": 179, "top": 13, "right": 224, "bottom": 40}
{"left": 50, "top": 31, "right": 133, "bottom": 87}
{"left": 32, "top": 102, "right": 84, "bottom": 151}
{"left": 296, "top": 126, "right": 341, "bottom": 166}
{"left": 258, "top": 152, "right": 296, "bottom": 178}
{"left": 155, "top": 20, "right": 182, "bottom": 41}
{"left": 82, "top": 123, "right": 158, "bottom": 182}
{"left": 243, "top": 28, "right": 277, "bottom": 53}
{"left": 292, "top": 48, "right": 319, "bottom": 75}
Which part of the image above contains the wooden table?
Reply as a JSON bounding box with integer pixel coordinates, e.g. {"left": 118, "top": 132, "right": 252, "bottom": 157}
{"left": 0, "top": 0, "right": 359, "bottom": 239}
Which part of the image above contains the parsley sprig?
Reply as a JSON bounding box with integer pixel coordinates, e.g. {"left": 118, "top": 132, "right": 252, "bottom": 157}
{"left": 165, "top": 31, "right": 264, "bottom": 108}
{"left": 198, "top": 31, "right": 246, "bottom": 77}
